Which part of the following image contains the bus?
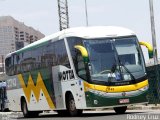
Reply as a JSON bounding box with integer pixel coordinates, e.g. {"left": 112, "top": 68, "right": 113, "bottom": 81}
{"left": 5, "top": 26, "right": 153, "bottom": 117}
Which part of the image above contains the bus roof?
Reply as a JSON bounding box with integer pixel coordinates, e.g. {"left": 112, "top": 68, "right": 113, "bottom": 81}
{"left": 63, "top": 26, "right": 135, "bottom": 38}
{"left": 6, "top": 26, "right": 135, "bottom": 57}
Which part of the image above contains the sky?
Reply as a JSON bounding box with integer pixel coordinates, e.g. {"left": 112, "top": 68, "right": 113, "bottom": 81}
{"left": 0, "top": 0, "right": 160, "bottom": 63}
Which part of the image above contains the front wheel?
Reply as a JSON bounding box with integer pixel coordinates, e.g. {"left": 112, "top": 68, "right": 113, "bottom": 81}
{"left": 66, "top": 94, "right": 83, "bottom": 117}
{"left": 114, "top": 106, "right": 127, "bottom": 114}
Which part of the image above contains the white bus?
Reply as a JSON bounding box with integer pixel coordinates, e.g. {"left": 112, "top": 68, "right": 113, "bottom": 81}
{"left": 5, "top": 26, "right": 152, "bottom": 117}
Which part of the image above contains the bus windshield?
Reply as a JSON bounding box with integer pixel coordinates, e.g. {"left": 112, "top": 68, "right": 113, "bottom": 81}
{"left": 83, "top": 37, "right": 145, "bottom": 82}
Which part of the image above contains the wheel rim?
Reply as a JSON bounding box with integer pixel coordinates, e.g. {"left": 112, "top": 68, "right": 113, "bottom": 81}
{"left": 23, "top": 102, "right": 27, "bottom": 115}
{"left": 69, "top": 99, "right": 76, "bottom": 111}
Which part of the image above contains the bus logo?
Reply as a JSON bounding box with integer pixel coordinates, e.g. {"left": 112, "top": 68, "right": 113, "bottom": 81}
{"left": 61, "top": 70, "right": 75, "bottom": 81}
{"left": 18, "top": 73, "right": 55, "bottom": 109}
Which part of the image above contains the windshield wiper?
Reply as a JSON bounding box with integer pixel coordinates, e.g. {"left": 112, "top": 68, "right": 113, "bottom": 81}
{"left": 118, "top": 60, "right": 136, "bottom": 83}
{"left": 111, "top": 40, "right": 136, "bottom": 83}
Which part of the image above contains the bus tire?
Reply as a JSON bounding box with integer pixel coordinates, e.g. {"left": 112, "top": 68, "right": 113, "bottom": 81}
{"left": 66, "top": 93, "right": 82, "bottom": 117}
{"left": 114, "top": 106, "right": 127, "bottom": 114}
{"left": 21, "top": 99, "right": 30, "bottom": 117}
{"left": 21, "top": 99, "right": 40, "bottom": 118}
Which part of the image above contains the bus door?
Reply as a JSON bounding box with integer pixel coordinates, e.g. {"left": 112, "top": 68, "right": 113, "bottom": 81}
{"left": 52, "top": 65, "right": 65, "bottom": 109}
{"left": 52, "top": 65, "right": 77, "bottom": 109}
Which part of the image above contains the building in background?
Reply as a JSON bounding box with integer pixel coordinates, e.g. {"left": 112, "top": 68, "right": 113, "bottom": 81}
{"left": 0, "top": 16, "right": 45, "bottom": 73}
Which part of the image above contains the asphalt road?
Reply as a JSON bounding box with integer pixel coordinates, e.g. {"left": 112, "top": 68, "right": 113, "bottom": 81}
{"left": 0, "top": 110, "right": 160, "bottom": 120}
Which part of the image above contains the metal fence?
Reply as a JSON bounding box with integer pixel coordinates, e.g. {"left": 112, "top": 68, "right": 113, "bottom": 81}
{"left": 146, "top": 65, "right": 160, "bottom": 104}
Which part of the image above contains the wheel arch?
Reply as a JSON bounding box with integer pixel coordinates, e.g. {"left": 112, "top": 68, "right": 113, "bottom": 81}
{"left": 20, "top": 96, "right": 26, "bottom": 110}
{"left": 65, "top": 91, "right": 75, "bottom": 108}
{"left": 65, "top": 91, "right": 72, "bottom": 104}
{"left": 64, "top": 90, "right": 83, "bottom": 116}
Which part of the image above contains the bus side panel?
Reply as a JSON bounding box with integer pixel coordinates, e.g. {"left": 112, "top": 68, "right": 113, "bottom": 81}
{"left": 17, "top": 68, "right": 56, "bottom": 111}
{"left": 7, "top": 89, "right": 22, "bottom": 111}
{"left": 7, "top": 76, "right": 23, "bottom": 111}
{"left": 62, "top": 79, "right": 87, "bottom": 109}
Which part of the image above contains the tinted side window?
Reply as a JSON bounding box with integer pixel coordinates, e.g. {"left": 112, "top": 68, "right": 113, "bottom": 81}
{"left": 30, "top": 39, "right": 70, "bottom": 69}
{"left": 54, "top": 40, "right": 70, "bottom": 68}
{"left": 41, "top": 43, "right": 54, "bottom": 68}
{"left": 5, "top": 57, "right": 12, "bottom": 75}
{"left": 67, "top": 37, "right": 83, "bottom": 64}
{"left": 6, "top": 39, "right": 70, "bottom": 75}
{"left": 13, "top": 54, "right": 20, "bottom": 74}
{"left": 32, "top": 47, "right": 43, "bottom": 70}
{"left": 21, "top": 51, "right": 32, "bottom": 72}
{"left": 67, "top": 37, "right": 87, "bottom": 79}
{"left": 5, "top": 55, "right": 14, "bottom": 76}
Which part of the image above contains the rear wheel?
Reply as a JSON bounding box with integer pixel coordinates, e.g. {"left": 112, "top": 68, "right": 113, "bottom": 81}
{"left": 21, "top": 99, "right": 30, "bottom": 117}
{"left": 114, "top": 106, "right": 127, "bottom": 114}
{"left": 21, "top": 99, "right": 40, "bottom": 118}
{"left": 66, "top": 93, "right": 82, "bottom": 117}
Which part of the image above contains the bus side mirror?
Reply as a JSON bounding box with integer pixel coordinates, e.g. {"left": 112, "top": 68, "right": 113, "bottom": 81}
{"left": 74, "top": 45, "right": 89, "bottom": 80}
{"left": 74, "top": 45, "right": 89, "bottom": 63}
{"left": 139, "top": 41, "right": 153, "bottom": 59}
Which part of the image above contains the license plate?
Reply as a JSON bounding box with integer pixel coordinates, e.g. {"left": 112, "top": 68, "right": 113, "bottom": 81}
{"left": 119, "top": 99, "right": 130, "bottom": 104}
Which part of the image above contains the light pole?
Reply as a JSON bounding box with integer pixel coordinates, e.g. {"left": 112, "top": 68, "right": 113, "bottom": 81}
{"left": 85, "top": 0, "right": 89, "bottom": 26}
{"left": 149, "top": 0, "right": 158, "bottom": 65}
{"left": 149, "top": 0, "right": 160, "bottom": 104}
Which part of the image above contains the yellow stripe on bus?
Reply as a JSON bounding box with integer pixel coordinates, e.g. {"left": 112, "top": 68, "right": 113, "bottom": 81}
{"left": 84, "top": 80, "right": 148, "bottom": 93}
{"left": 18, "top": 73, "right": 55, "bottom": 109}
